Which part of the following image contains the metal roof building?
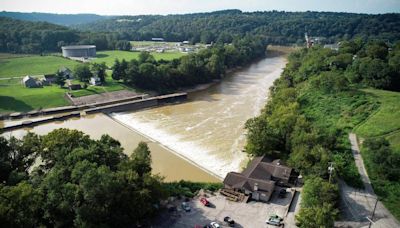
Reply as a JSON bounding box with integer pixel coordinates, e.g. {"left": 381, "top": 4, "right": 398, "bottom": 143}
{"left": 61, "top": 45, "right": 96, "bottom": 58}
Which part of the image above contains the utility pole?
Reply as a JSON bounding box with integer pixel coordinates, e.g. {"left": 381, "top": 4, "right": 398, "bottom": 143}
{"left": 367, "top": 197, "right": 379, "bottom": 228}
{"left": 328, "top": 162, "right": 334, "bottom": 183}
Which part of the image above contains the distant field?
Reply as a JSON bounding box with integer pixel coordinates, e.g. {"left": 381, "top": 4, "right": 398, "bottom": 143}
{"left": 0, "top": 54, "right": 80, "bottom": 78}
{"left": 93, "top": 50, "right": 185, "bottom": 67}
{"left": 130, "top": 41, "right": 178, "bottom": 47}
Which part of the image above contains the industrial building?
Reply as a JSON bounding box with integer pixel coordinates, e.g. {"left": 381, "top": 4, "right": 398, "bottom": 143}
{"left": 61, "top": 45, "right": 96, "bottom": 58}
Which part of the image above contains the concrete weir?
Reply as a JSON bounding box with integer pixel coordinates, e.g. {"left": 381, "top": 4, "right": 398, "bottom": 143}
{"left": 0, "top": 93, "right": 187, "bottom": 133}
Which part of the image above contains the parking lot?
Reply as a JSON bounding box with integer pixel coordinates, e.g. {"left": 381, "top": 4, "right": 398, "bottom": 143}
{"left": 152, "top": 188, "right": 299, "bottom": 228}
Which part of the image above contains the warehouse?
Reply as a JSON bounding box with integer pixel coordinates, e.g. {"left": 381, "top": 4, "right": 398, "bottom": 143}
{"left": 61, "top": 45, "right": 96, "bottom": 58}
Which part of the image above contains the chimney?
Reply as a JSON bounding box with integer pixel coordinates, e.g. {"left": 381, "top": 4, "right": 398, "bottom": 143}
{"left": 254, "top": 183, "right": 258, "bottom": 191}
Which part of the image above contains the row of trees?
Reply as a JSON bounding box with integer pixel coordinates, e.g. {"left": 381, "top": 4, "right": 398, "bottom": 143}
{"left": 77, "top": 10, "right": 400, "bottom": 45}
{"left": 111, "top": 36, "right": 266, "bottom": 93}
{"left": 0, "top": 129, "right": 164, "bottom": 227}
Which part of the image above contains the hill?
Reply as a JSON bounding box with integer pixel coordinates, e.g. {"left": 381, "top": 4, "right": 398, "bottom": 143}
{"left": 0, "top": 17, "right": 79, "bottom": 53}
{"left": 75, "top": 10, "right": 400, "bottom": 44}
{"left": 0, "top": 11, "right": 107, "bottom": 26}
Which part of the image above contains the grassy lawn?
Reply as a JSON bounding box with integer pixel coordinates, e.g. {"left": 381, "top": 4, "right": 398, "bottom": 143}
{"left": 0, "top": 54, "right": 81, "bottom": 78}
{"left": 69, "top": 76, "right": 127, "bottom": 97}
{"left": 0, "top": 78, "right": 69, "bottom": 113}
{"left": 355, "top": 89, "right": 400, "bottom": 138}
{"left": 93, "top": 50, "right": 185, "bottom": 67}
{"left": 0, "top": 74, "right": 131, "bottom": 113}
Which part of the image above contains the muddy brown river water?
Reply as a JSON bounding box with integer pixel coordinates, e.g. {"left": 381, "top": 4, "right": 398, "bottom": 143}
{"left": 2, "top": 56, "right": 286, "bottom": 182}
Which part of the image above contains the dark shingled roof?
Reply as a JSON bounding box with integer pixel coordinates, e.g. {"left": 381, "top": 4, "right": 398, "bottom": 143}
{"left": 223, "top": 155, "right": 294, "bottom": 200}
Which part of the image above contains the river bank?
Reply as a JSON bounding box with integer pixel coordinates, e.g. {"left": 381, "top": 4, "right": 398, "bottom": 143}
{"left": 2, "top": 53, "right": 287, "bottom": 182}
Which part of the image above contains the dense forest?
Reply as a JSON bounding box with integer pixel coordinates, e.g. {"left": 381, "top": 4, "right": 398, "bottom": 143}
{"left": 0, "top": 11, "right": 106, "bottom": 26}
{"left": 76, "top": 10, "right": 400, "bottom": 44}
{"left": 1, "top": 10, "right": 400, "bottom": 54}
{"left": 0, "top": 17, "right": 131, "bottom": 53}
{"left": 244, "top": 40, "right": 400, "bottom": 226}
{"left": 0, "top": 129, "right": 221, "bottom": 227}
{"left": 110, "top": 35, "right": 267, "bottom": 93}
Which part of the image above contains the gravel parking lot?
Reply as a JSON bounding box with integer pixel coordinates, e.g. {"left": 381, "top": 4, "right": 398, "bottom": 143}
{"left": 153, "top": 188, "right": 299, "bottom": 228}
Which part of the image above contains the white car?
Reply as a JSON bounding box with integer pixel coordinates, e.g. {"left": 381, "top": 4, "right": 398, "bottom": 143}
{"left": 210, "top": 222, "right": 221, "bottom": 228}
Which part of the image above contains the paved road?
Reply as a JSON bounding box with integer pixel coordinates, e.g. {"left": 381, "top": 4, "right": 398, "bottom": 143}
{"left": 337, "top": 133, "right": 399, "bottom": 228}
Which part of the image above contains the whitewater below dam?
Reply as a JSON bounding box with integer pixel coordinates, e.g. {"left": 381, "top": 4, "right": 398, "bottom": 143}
{"left": 112, "top": 56, "right": 286, "bottom": 179}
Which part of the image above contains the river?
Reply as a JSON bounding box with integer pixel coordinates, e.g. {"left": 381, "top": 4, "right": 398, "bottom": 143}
{"left": 2, "top": 55, "right": 286, "bottom": 182}
{"left": 112, "top": 56, "right": 286, "bottom": 179}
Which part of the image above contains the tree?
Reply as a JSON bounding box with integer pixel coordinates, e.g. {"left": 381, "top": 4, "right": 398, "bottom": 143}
{"left": 0, "top": 182, "right": 43, "bottom": 227}
{"left": 91, "top": 62, "right": 107, "bottom": 83}
{"left": 54, "top": 70, "right": 66, "bottom": 87}
{"left": 138, "top": 51, "right": 155, "bottom": 64}
{"left": 296, "top": 203, "right": 338, "bottom": 228}
{"left": 74, "top": 64, "right": 92, "bottom": 82}
{"left": 131, "top": 142, "right": 152, "bottom": 177}
{"left": 115, "top": 40, "right": 132, "bottom": 51}
{"left": 124, "top": 59, "right": 140, "bottom": 84}
{"left": 112, "top": 59, "right": 121, "bottom": 80}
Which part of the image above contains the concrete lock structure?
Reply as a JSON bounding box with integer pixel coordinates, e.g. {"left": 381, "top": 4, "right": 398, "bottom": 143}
{"left": 61, "top": 45, "right": 96, "bottom": 58}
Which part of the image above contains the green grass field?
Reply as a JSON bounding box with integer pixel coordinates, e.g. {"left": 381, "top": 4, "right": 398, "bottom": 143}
{"left": 0, "top": 54, "right": 80, "bottom": 78}
{"left": 0, "top": 78, "right": 69, "bottom": 113}
{"left": 0, "top": 75, "right": 130, "bottom": 113}
{"left": 69, "top": 76, "right": 127, "bottom": 97}
{"left": 355, "top": 89, "right": 400, "bottom": 138}
{"left": 93, "top": 50, "right": 185, "bottom": 67}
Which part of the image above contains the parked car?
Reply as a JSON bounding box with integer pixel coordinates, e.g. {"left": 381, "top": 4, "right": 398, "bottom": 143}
{"left": 278, "top": 188, "right": 287, "bottom": 198}
{"left": 181, "top": 202, "right": 191, "bottom": 212}
{"left": 210, "top": 222, "right": 221, "bottom": 228}
{"left": 266, "top": 214, "right": 283, "bottom": 226}
{"left": 200, "top": 197, "right": 210, "bottom": 206}
{"left": 223, "top": 216, "right": 235, "bottom": 227}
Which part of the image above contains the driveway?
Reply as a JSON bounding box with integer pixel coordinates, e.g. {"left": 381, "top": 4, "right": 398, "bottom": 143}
{"left": 336, "top": 134, "right": 399, "bottom": 228}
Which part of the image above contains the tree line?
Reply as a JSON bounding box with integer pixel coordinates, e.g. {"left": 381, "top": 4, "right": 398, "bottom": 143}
{"left": 77, "top": 10, "right": 400, "bottom": 45}
{"left": 244, "top": 39, "right": 400, "bottom": 227}
{"left": 111, "top": 36, "right": 267, "bottom": 93}
{"left": 0, "top": 17, "right": 132, "bottom": 54}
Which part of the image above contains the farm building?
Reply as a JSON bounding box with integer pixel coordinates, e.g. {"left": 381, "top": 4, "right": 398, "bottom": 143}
{"left": 223, "top": 156, "right": 298, "bottom": 202}
{"left": 67, "top": 81, "right": 82, "bottom": 90}
{"left": 90, "top": 76, "right": 102, "bottom": 86}
{"left": 22, "top": 76, "right": 41, "bottom": 88}
{"left": 41, "top": 74, "right": 56, "bottom": 85}
{"left": 151, "top": 38, "right": 164, "bottom": 41}
{"left": 61, "top": 45, "right": 96, "bottom": 58}
{"left": 59, "top": 67, "right": 73, "bottom": 79}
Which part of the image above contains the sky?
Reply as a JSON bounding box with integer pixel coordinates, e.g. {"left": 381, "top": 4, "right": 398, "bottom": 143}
{"left": 1, "top": 0, "right": 399, "bottom": 15}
